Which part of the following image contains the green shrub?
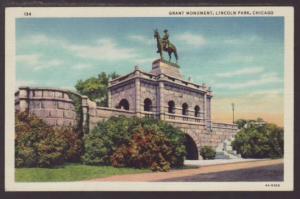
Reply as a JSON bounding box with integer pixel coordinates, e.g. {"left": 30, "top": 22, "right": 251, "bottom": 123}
{"left": 232, "top": 119, "right": 283, "bottom": 158}
{"left": 55, "top": 127, "right": 83, "bottom": 162}
{"left": 200, "top": 146, "right": 216, "bottom": 160}
{"left": 82, "top": 116, "right": 186, "bottom": 171}
{"left": 111, "top": 128, "right": 172, "bottom": 171}
{"left": 15, "top": 111, "right": 83, "bottom": 168}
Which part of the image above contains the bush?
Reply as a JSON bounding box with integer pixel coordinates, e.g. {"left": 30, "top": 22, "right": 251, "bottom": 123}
{"left": 200, "top": 146, "right": 216, "bottom": 160}
{"left": 55, "top": 127, "right": 83, "bottom": 162}
{"left": 15, "top": 111, "right": 83, "bottom": 168}
{"left": 232, "top": 119, "right": 283, "bottom": 159}
{"left": 111, "top": 128, "right": 172, "bottom": 171}
{"left": 82, "top": 116, "right": 186, "bottom": 171}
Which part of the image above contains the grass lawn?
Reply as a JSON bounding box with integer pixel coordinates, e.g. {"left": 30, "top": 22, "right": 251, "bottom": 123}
{"left": 15, "top": 163, "right": 151, "bottom": 182}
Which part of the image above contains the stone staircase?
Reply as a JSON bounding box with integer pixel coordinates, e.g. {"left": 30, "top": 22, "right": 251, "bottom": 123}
{"left": 215, "top": 136, "right": 241, "bottom": 159}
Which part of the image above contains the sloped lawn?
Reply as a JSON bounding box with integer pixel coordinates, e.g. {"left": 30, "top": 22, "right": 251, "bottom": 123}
{"left": 15, "top": 163, "right": 151, "bottom": 182}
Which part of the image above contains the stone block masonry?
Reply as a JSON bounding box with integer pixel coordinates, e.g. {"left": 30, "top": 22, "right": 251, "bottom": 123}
{"left": 15, "top": 87, "right": 79, "bottom": 127}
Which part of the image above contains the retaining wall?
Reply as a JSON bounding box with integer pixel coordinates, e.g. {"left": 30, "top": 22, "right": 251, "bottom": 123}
{"left": 15, "top": 87, "right": 79, "bottom": 127}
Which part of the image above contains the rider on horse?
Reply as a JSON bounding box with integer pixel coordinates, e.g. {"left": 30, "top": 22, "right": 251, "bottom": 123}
{"left": 154, "top": 29, "right": 178, "bottom": 63}
{"left": 162, "top": 29, "right": 170, "bottom": 49}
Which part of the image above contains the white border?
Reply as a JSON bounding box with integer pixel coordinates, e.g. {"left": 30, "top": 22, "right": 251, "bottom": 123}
{"left": 5, "top": 6, "right": 294, "bottom": 191}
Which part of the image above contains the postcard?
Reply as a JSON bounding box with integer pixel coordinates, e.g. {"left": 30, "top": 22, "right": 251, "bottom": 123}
{"left": 5, "top": 6, "right": 294, "bottom": 191}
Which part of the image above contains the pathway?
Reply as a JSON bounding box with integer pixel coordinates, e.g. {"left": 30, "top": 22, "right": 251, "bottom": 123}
{"left": 89, "top": 159, "right": 283, "bottom": 182}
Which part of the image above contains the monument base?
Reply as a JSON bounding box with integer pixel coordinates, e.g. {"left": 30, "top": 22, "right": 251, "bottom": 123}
{"left": 151, "top": 59, "right": 183, "bottom": 79}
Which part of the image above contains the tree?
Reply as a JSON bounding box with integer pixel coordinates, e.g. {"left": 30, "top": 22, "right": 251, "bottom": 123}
{"left": 232, "top": 118, "right": 283, "bottom": 159}
{"left": 75, "top": 72, "right": 119, "bottom": 106}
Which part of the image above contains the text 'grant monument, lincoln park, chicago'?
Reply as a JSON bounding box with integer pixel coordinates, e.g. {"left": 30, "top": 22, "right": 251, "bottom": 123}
{"left": 15, "top": 30, "right": 239, "bottom": 160}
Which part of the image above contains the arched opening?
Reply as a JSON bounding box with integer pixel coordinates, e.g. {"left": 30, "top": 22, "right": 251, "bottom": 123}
{"left": 184, "top": 134, "right": 199, "bottom": 160}
{"left": 182, "top": 103, "right": 189, "bottom": 116}
{"left": 118, "top": 99, "right": 129, "bottom": 110}
{"left": 168, "top": 100, "right": 175, "bottom": 114}
{"left": 194, "top": 105, "right": 200, "bottom": 117}
{"left": 144, "top": 98, "right": 152, "bottom": 112}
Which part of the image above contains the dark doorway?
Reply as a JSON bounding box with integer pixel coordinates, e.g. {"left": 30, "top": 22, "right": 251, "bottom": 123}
{"left": 184, "top": 134, "right": 199, "bottom": 160}
{"left": 168, "top": 100, "right": 175, "bottom": 114}
{"left": 182, "top": 103, "right": 189, "bottom": 115}
{"left": 144, "top": 98, "right": 152, "bottom": 111}
{"left": 194, "top": 105, "right": 200, "bottom": 117}
{"left": 119, "top": 99, "right": 129, "bottom": 110}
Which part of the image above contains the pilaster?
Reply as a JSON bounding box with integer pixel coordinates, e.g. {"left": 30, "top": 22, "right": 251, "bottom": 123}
{"left": 107, "top": 81, "right": 112, "bottom": 108}
{"left": 81, "top": 96, "right": 89, "bottom": 133}
{"left": 19, "top": 86, "right": 29, "bottom": 112}
{"left": 135, "top": 69, "right": 141, "bottom": 116}
{"left": 159, "top": 74, "right": 165, "bottom": 120}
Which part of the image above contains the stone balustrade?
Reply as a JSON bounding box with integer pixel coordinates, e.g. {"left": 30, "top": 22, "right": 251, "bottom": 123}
{"left": 212, "top": 122, "right": 238, "bottom": 130}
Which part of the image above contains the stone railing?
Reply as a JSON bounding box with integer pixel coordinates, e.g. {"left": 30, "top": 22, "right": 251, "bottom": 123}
{"left": 212, "top": 122, "right": 238, "bottom": 130}
{"left": 140, "top": 111, "right": 159, "bottom": 119}
{"left": 163, "top": 112, "right": 205, "bottom": 125}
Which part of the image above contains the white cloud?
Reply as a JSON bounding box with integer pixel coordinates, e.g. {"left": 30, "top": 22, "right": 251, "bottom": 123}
{"left": 134, "top": 57, "right": 156, "bottom": 65}
{"left": 216, "top": 67, "right": 264, "bottom": 78}
{"left": 73, "top": 63, "right": 94, "bottom": 70}
{"left": 175, "top": 32, "right": 206, "bottom": 47}
{"left": 16, "top": 54, "right": 40, "bottom": 66}
{"left": 63, "top": 38, "right": 137, "bottom": 61}
{"left": 16, "top": 54, "right": 64, "bottom": 70}
{"left": 30, "top": 34, "right": 52, "bottom": 45}
{"left": 223, "top": 35, "right": 261, "bottom": 45}
{"left": 214, "top": 72, "right": 282, "bottom": 90}
{"left": 128, "top": 35, "right": 152, "bottom": 45}
{"left": 18, "top": 34, "right": 148, "bottom": 63}
{"left": 18, "top": 34, "right": 61, "bottom": 46}
{"left": 246, "top": 89, "right": 283, "bottom": 97}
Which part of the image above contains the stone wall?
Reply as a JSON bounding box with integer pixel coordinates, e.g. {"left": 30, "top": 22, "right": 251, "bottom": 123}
{"left": 110, "top": 80, "right": 136, "bottom": 111}
{"left": 15, "top": 86, "right": 238, "bottom": 155}
{"left": 163, "top": 82, "right": 205, "bottom": 118}
{"left": 140, "top": 79, "right": 159, "bottom": 112}
{"left": 85, "top": 99, "right": 136, "bottom": 130}
{"left": 15, "top": 87, "right": 79, "bottom": 127}
{"left": 166, "top": 120, "right": 237, "bottom": 150}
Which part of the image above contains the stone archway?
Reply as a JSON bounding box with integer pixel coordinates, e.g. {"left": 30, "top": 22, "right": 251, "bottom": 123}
{"left": 184, "top": 134, "right": 199, "bottom": 160}
{"left": 118, "top": 99, "right": 129, "bottom": 110}
{"left": 144, "top": 98, "right": 152, "bottom": 112}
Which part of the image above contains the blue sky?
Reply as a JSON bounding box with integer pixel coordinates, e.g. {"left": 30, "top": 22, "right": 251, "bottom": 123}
{"left": 16, "top": 17, "right": 284, "bottom": 125}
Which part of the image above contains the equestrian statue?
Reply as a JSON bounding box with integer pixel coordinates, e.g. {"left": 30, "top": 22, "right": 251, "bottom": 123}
{"left": 154, "top": 29, "right": 178, "bottom": 63}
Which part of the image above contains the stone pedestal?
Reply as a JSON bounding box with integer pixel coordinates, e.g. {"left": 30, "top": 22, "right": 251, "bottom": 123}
{"left": 151, "top": 59, "right": 183, "bottom": 79}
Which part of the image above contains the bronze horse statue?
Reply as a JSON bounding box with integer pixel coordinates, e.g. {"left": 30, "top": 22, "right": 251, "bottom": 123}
{"left": 154, "top": 29, "right": 178, "bottom": 63}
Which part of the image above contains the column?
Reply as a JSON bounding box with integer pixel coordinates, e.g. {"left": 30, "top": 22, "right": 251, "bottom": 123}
{"left": 81, "top": 96, "right": 89, "bottom": 134}
{"left": 135, "top": 70, "right": 141, "bottom": 117}
{"left": 203, "top": 92, "right": 207, "bottom": 128}
{"left": 107, "top": 82, "right": 112, "bottom": 108}
{"left": 18, "top": 86, "right": 29, "bottom": 112}
{"left": 207, "top": 96, "right": 212, "bottom": 129}
{"left": 159, "top": 74, "right": 165, "bottom": 120}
